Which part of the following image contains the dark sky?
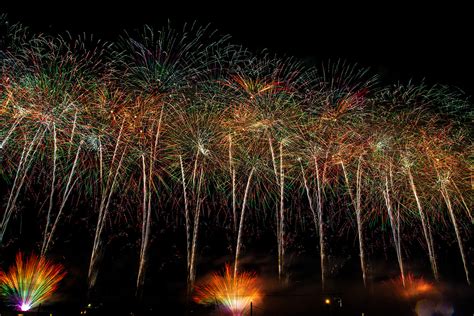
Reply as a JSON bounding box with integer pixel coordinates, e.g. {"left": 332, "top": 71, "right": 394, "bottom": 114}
{"left": 1, "top": 2, "right": 473, "bottom": 96}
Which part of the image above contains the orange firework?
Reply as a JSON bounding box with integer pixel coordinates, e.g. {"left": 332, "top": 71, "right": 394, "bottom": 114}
{"left": 392, "top": 273, "right": 436, "bottom": 299}
{"left": 0, "top": 252, "right": 66, "bottom": 311}
{"left": 194, "top": 264, "right": 262, "bottom": 316}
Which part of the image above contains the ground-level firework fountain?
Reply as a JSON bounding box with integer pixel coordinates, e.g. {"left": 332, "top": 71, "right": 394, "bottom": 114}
{"left": 0, "top": 252, "right": 66, "bottom": 311}
{"left": 194, "top": 264, "right": 261, "bottom": 316}
{"left": 389, "top": 273, "right": 436, "bottom": 299}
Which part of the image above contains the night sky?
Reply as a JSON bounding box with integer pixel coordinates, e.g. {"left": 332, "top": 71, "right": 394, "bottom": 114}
{"left": 1, "top": 2, "right": 473, "bottom": 96}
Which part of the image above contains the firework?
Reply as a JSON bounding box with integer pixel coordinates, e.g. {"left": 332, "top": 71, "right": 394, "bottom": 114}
{"left": 194, "top": 264, "right": 262, "bottom": 316}
{"left": 390, "top": 274, "right": 436, "bottom": 299}
{"left": 382, "top": 163, "right": 406, "bottom": 287}
{"left": 0, "top": 252, "right": 66, "bottom": 311}
{"left": 233, "top": 167, "right": 255, "bottom": 279}
{"left": 0, "top": 17, "right": 472, "bottom": 296}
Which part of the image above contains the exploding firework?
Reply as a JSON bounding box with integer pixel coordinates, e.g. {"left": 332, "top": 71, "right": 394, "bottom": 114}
{"left": 390, "top": 274, "right": 436, "bottom": 299}
{"left": 0, "top": 252, "right": 66, "bottom": 311}
{"left": 194, "top": 264, "right": 262, "bottom": 316}
{"left": 0, "top": 17, "right": 472, "bottom": 297}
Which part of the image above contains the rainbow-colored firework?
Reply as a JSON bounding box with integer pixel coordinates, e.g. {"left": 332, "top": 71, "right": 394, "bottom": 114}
{"left": 0, "top": 252, "right": 66, "bottom": 311}
{"left": 194, "top": 264, "right": 261, "bottom": 315}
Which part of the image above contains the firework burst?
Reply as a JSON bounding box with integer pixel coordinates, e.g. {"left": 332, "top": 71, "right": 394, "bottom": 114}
{"left": 0, "top": 17, "right": 472, "bottom": 295}
{"left": 0, "top": 252, "right": 66, "bottom": 311}
{"left": 194, "top": 264, "right": 262, "bottom": 316}
{"left": 390, "top": 273, "right": 436, "bottom": 299}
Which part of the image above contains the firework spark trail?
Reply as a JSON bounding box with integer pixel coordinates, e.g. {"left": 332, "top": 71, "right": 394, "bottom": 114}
{"left": 341, "top": 160, "right": 355, "bottom": 207}
{"left": 1, "top": 127, "right": 46, "bottom": 244}
{"left": 233, "top": 167, "right": 255, "bottom": 279}
{"left": 268, "top": 137, "right": 286, "bottom": 281}
{"left": 179, "top": 153, "right": 204, "bottom": 294}
{"left": 393, "top": 170, "right": 403, "bottom": 287}
{"left": 300, "top": 157, "right": 326, "bottom": 289}
{"left": 192, "top": 146, "right": 200, "bottom": 187}
{"left": 137, "top": 106, "right": 163, "bottom": 295}
{"left": 299, "top": 159, "right": 318, "bottom": 253}
{"left": 278, "top": 141, "right": 285, "bottom": 283}
{"left": 42, "top": 123, "right": 57, "bottom": 255}
{"left": 406, "top": 166, "right": 439, "bottom": 281}
{"left": 314, "top": 157, "right": 325, "bottom": 290}
{"left": 439, "top": 174, "right": 471, "bottom": 285}
{"left": 88, "top": 138, "right": 127, "bottom": 289}
{"left": 1, "top": 141, "right": 28, "bottom": 243}
{"left": 0, "top": 116, "right": 23, "bottom": 150}
{"left": 42, "top": 140, "right": 83, "bottom": 255}
{"left": 268, "top": 136, "right": 279, "bottom": 185}
{"left": 355, "top": 157, "right": 366, "bottom": 287}
{"left": 268, "top": 137, "right": 282, "bottom": 280}
{"left": 89, "top": 146, "right": 127, "bottom": 288}
{"left": 300, "top": 159, "right": 316, "bottom": 232}
{"left": 67, "top": 110, "right": 78, "bottom": 157}
{"left": 382, "top": 166, "right": 405, "bottom": 287}
{"left": 179, "top": 154, "right": 192, "bottom": 290}
{"left": 229, "top": 135, "right": 237, "bottom": 235}
{"left": 189, "top": 168, "right": 204, "bottom": 292}
{"left": 1, "top": 162, "right": 23, "bottom": 240}
{"left": 451, "top": 180, "right": 473, "bottom": 223}
{"left": 341, "top": 158, "right": 367, "bottom": 286}
{"left": 0, "top": 252, "right": 66, "bottom": 311}
{"left": 137, "top": 154, "right": 148, "bottom": 294}
{"left": 98, "top": 136, "right": 103, "bottom": 194}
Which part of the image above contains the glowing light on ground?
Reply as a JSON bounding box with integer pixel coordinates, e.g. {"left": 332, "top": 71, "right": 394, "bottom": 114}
{"left": 20, "top": 302, "right": 31, "bottom": 311}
